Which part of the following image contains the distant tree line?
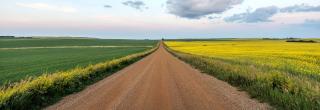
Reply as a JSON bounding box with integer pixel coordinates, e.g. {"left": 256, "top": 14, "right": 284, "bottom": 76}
{"left": 286, "top": 39, "right": 317, "bottom": 43}
{"left": 0, "top": 36, "right": 33, "bottom": 39}
{"left": 0, "top": 36, "right": 15, "bottom": 39}
{"left": 262, "top": 37, "right": 317, "bottom": 43}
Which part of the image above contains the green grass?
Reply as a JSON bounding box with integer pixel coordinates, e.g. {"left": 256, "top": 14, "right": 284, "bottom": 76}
{"left": 0, "top": 38, "right": 157, "bottom": 86}
{"left": 0, "top": 45, "right": 158, "bottom": 110}
{"left": 0, "top": 47, "right": 150, "bottom": 85}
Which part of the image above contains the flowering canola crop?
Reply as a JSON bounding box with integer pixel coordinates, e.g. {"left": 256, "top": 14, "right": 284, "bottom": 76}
{"left": 166, "top": 40, "right": 320, "bottom": 80}
{"left": 165, "top": 40, "right": 320, "bottom": 109}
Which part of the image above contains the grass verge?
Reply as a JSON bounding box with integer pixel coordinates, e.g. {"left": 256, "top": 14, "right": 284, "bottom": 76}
{"left": 0, "top": 43, "right": 159, "bottom": 110}
{"left": 164, "top": 44, "right": 320, "bottom": 110}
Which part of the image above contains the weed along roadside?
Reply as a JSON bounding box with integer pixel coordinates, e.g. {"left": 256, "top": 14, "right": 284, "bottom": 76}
{"left": 163, "top": 42, "right": 320, "bottom": 110}
{"left": 0, "top": 42, "right": 159, "bottom": 110}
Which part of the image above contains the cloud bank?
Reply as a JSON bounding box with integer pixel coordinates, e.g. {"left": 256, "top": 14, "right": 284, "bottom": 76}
{"left": 280, "top": 4, "right": 320, "bottom": 13}
{"left": 225, "top": 6, "right": 278, "bottom": 23}
{"left": 225, "top": 4, "right": 320, "bottom": 23}
{"left": 166, "top": 0, "right": 243, "bottom": 19}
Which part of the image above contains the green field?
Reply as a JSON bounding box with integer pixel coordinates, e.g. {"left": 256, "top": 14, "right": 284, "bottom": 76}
{"left": 0, "top": 38, "right": 155, "bottom": 48}
{"left": 0, "top": 38, "right": 157, "bottom": 85}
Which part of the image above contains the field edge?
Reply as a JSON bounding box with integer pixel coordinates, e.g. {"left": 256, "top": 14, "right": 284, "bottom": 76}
{"left": 0, "top": 42, "right": 159, "bottom": 110}
{"left": 163, "top": 42, "right": 319, "bottom": 110}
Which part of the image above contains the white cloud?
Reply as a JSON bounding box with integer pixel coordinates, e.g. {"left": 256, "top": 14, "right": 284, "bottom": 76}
{"left": 16, "top": 2, "right": 77, "bottom": 13}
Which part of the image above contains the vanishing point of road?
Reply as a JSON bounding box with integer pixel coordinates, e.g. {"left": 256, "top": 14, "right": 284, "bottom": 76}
{"left": 47, "top": 43, "right": 270, "bottom": 110}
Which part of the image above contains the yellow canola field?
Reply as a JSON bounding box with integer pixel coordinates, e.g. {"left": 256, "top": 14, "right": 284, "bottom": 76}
{"left": 165, "top": 40, "right": 320, "bottom": 78}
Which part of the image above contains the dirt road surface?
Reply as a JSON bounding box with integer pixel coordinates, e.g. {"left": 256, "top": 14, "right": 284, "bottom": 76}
{"left": 47, "top": 43, "right": 270, "bottom": 110}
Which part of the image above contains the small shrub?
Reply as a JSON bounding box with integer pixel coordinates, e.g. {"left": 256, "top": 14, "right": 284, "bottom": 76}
{"left": 270, "top": 73, "right": 292, "bottom": 93}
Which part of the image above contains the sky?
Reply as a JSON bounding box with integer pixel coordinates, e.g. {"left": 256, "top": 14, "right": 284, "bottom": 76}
{"left": 0, "top": 0, "right": 320, "bottom": 39}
